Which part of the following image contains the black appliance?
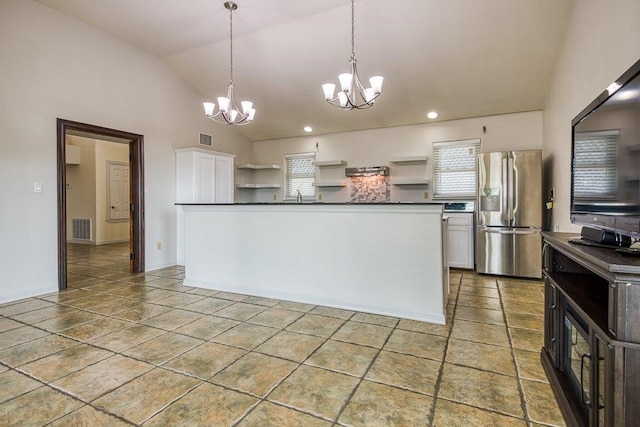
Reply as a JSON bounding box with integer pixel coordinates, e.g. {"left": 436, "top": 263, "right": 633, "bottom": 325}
{"left": 570, "top": 58, "right": 640, "bottom": 242}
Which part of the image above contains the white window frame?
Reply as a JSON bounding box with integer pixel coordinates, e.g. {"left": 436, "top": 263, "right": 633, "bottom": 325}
{"left": 432, "top": 138, "right": 481, "bottom": 199}
{"left": 573, "top": 130, "right": 619, "bottom": 199}
{"left": 284, "top": 152, "right": 316, "bottom": 200}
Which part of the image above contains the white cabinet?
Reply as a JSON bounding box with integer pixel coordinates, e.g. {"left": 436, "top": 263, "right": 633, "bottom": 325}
{"left": 175, "top": 148, "right": 235, "bottom": 203}
{"left": 175, "top": 147, "right": 235, "bottom": 265}
{"left": 446, "top": 212, "right": 474, "bottom": 269}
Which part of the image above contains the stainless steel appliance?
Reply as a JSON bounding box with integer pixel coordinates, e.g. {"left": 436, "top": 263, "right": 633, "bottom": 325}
{"left": 476, "top": 150, "right": 542, "bottom": 278}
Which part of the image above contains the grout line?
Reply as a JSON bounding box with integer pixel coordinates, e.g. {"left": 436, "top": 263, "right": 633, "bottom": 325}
{"left": 496, "top": 278, "right": 532, "bottom": 425}
{"left": 426, "top": 269, "right": 462, "bottom": 425}
{"left": 330, "top": 314, "right": 399, "bottom": 425}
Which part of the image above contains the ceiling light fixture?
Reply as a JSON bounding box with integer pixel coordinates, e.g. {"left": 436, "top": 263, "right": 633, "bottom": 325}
{"left": 303, "top": 126, "right": 313, "bottom": 133}
{"left": 427, "top": 111, "right": 438, "bottom": 119}
{"left": 322, "top": 0, "right": 383, "bottom": 110}
{"left": 203, "top": 2, "right": 255, "bottom": 125}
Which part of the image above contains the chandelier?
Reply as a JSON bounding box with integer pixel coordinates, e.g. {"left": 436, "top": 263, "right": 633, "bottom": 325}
{"left": 203, "top": 2, "right": 255, "bottom": 125}
{"left": 322, "top": 0, "right": 383, "bottom": 110}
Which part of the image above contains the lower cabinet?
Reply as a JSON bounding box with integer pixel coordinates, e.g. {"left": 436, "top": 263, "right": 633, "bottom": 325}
{"left": 175, "top": 147, "right": 236, "bottom": 265}
{"left": 447, "top": 213, "right": 474, "bottom": 269}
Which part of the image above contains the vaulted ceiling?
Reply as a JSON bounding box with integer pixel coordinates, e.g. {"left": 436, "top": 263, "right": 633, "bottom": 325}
{"left": 36, "top": 0, "right": 573, "bottom": 141}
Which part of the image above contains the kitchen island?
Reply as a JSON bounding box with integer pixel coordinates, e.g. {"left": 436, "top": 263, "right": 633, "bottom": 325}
{"left": 180, "top": 203, "right": 448, "bottom": 323}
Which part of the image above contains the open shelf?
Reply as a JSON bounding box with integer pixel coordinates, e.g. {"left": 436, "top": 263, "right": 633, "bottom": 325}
{"left": 389, "top": 156, "right": 428, "bottom": 164}
{"left": 236, "top": 163, "right": 281, "bottom": 170}
{"left": 236, "top": 183, "right": 281, "bottom": 189}
{"left": 314, "top": 160, "right": 347, "bottom": 167}
{"left": 547, "top": 271, "right": 609, "bottom": 333}
{"left": 391, "top": 178, "right": 430, "bottom": 185}
{"left": 315, "top": 181, "right": 347, "bottom": 187}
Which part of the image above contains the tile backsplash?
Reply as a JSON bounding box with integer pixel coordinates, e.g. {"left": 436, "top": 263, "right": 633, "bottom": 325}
{"left": 350, "top": 176, "right": 390, "bottom": 203}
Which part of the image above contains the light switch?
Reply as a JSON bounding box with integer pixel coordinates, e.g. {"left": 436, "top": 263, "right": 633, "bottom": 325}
{"left": 34, "top": 182, "right": 43, "bottom": 193}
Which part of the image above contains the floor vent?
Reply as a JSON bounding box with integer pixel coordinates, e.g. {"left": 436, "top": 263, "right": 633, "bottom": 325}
{"left": 72, "top": 218, "right": 92, "bottom": 240}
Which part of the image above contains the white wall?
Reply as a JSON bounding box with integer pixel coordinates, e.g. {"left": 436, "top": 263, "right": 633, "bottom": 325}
{"left": 0, "top": 0, "right": 252, "bottom": 303}
{"left": 543, "top": 0, "right": 640, "bottom": 232}
{"left": 251, "top": 111, "right": 543, "bottom": 203}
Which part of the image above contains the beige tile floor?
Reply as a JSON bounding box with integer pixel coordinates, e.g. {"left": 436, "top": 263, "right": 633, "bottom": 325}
{"left": 0, "top": 243, "right": 565, "bottom": 426}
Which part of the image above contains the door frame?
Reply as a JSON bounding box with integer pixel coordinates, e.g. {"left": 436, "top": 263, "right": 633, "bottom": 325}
{"left": 57, "top": 118, "right": 145, "bottom": 290}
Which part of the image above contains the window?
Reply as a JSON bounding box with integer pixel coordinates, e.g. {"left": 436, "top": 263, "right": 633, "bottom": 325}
{"left": 285, "top": 152, "right": 316, "bottom": 200}
{"left": 433, "top": 139, "right": 480, "bottom": 199}
{"left": 573, "top": 130, "right": 618, "bottom": 198}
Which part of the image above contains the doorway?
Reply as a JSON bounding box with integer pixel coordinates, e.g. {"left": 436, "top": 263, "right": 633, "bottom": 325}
{"left": 57, "top": 119, "right": 145, "bottom": 290}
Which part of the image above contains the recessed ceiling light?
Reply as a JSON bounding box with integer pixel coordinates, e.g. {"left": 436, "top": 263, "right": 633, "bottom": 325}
{"left": 427, "top": 111, "right": 438, "bottom": 119}
{"left": 303, "top": 126, "right": 313, "bottom": 132}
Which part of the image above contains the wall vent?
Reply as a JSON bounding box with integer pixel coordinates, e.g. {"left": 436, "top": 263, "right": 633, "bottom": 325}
{"left": 199, "top": 132, "right": 213, "bottom": 147}
{"left": 72, "top": 218, "right": 92, "bottom": 240}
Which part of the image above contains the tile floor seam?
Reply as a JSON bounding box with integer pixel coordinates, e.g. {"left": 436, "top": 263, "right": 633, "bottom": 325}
{"left": 496, "top": 276, "right": 533, "bottom": 425}
{"left": 239, "top": 315, "right": 358, "bottom": 425}
{"left": 134, "top": 377, "right": 204, "bottom": 425}
{"left": 5, "top": 364, "right": 139, "bottom": 425}
{"left": 427, "top": 270, "right": 463, "bottom": 426}
{"left": 329, "top": 312, "right": 401, "bottom": 425}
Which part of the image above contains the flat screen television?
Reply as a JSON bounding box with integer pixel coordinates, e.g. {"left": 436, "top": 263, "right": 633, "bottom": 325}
{"left": 571, "top": 58, "right": 640, "bottom": 243}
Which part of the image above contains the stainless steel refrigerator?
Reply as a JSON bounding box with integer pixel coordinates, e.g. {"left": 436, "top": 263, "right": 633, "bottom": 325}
{"left": 476, "top": 150, "right": 542, "bottom": 278}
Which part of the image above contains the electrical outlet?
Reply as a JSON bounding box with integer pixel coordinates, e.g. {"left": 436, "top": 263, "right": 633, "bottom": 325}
{"left": 156, "top": 242, "right": 162, "bottom": 250}
{"left": 318, "top": 193, "right": 323, "bottom": 201}
{"left": 273, "top": 194, "right": 277, "bottom": 201}
{"left": 423, "top": 191, "right": 429, "bottom": 199}
{"left": 554, "top": 224, "right": 560, "bottom": 232}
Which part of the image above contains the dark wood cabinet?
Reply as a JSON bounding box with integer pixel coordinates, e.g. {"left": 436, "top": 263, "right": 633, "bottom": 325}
{"left": 541, "top": 233, "right": 640, "bottom": 427}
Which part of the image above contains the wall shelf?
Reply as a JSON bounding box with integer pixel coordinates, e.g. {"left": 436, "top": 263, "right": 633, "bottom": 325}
{"left": 389, "top": 156, "right": 428, "bottom": 164}
{"left": 314, "top": 160, "right": 347, "bottom": 167}
{"left": 391, "top": 179, "right": 430, "bottom": 185}
{"left": 236, "top": 183, "right": 281, "bottom": 189}
{"left": 236, "top": 163, "right": 281, "bottom": 170}
{"left": 315, "top": 181, "right": 348, "bottom": 187}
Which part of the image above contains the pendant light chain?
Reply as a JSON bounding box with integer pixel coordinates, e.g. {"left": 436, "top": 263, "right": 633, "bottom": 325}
{"left": 350, "top": 0, "right": 355, "bottom": 61}
{"left": 202, "top": 1, "right": 256, "bottom": 125}
{"left": 229, "top": 3, "right": 233, "bottom": 84}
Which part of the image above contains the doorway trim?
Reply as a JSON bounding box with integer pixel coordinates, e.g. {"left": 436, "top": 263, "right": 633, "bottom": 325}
{"left": 57, "top": 118, "right": 145, "bottom": 290}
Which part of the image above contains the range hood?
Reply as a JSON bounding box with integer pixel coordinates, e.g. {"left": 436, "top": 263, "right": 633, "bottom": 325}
{"left": 345, "top": 166, "right": 389, "bottom": 177}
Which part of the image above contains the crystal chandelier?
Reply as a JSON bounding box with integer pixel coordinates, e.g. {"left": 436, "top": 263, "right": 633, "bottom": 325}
{"left": 203, "top": 2, "right": 255, "bottom": 125}
{"left": 322, "top": 0, "right": 383, "bottom": 110}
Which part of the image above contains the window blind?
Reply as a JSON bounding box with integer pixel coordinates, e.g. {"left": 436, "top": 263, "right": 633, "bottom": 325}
{"left": 433, "top": 139, "right": 480, "bottom": 199}
{"left": 573, "top": 130, "right": 618, "bottom": 198}
{"left": 285, "top": 152, "right": 316, "bottom": 199}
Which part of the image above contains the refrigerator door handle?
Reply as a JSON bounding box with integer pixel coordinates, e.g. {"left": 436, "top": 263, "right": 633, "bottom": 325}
{"left": 478, "top": 226, "right": 540, "bottom": 235}
{"left": 501, "top": 157, "right": 509, "bottom": 223}
{"left": 512, "top": 155, "right": 519, "bottom": 223}
{"left": 507, "top": 156, "right": 515, "bottom": 225}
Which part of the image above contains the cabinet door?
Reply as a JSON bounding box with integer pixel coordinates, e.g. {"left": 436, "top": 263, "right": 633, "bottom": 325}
{"left": 448, "top": 226, "right": 474, "bottom": 269}
{"left": 214, "top": 155, "right": 234, "bottom": 203}
{"left": 544, "top": 278, "right": 559, "bottom": 365}
{"left": 195, "top": 153, "right": 216, "bottom": 203}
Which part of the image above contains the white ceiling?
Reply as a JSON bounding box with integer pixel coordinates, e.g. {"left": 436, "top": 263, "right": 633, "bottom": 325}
{"left": 37, "top": 0, "right": 573, "bottom": 141}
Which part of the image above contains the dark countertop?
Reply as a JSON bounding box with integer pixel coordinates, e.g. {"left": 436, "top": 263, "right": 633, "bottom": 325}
{"left": 176, "top": 202, "right": 445, "bottom": 206}
{"left": 176, "top": 201, "right": 476, "bottom": 212}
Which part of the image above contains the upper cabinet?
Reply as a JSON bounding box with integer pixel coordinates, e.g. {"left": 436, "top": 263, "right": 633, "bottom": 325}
{"left": 65, "top": 144, "right": 80, "bottom": 165}
{"left": 175, "top": 148, "right": 235, "bottom": 203}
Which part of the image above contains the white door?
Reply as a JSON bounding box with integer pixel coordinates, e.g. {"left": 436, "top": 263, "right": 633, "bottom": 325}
{"left": 108, "top": 162, "right": 130, "bottom": 221}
